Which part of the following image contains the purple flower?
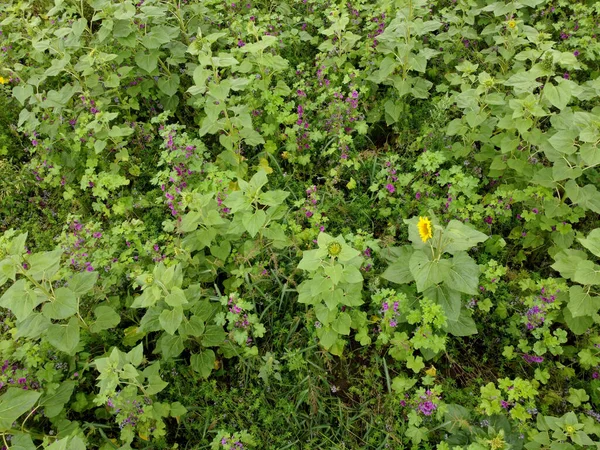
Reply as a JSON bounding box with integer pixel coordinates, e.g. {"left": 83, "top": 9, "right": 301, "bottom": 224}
{"left": 385, "top": 183, "right": 395, "bottom": 194}
{"left": 563, "top": 72, "right": 570, "bottom": 79}
{"left": 237, "top": 39, "right": 245, "bottom": 47}
{"left": 415, "top": 192, "right": 421, "bottom": 200}
{"left": 532, "top": 208, "right": 539, "bottom": 214}
{"left": 418, "top": 400, "right": 437, "bottom": 416}
{"left": 574, "top": 50, "right": 580, "bottom": 57}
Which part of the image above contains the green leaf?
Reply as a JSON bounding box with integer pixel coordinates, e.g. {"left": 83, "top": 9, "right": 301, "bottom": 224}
{"left": 568, "top": 285, "right": 597, "bottom": 317}
{"left": 563, "top": 307, "right": 593, "bottom": 335}
{"left": 244, "top": 210, "right": 266, "bottom": 237}
{"left": 158, "top": 334, "right": 185, "bottom": 359}
{"left": 544, "top": 82, "right": 571, "bottom": 110}
{"left": 46, "top": 317, "right": 80, "bottom": 355}
{"left": 579, "top": 229, "right": 600, "bottom": 258}
{"left": 318, "top": 327, "right": 338, "bottom": 350}
{"left": 12, "top": 84, "right": 33, "bottom": 106}
{"left": 442, "top": 220, "right": 488, "bottom": 254}
{"left": 178, "top": 315, "right": 205, "bottom": 337}
{"left": 159, "top": 306, "right": 183, "bottom": 335}
{"left": 565, "top": 180, "right": 600, "bottom": 214}
{"left": 201, "top": 325, "right": 226, "bottom": 347}
{"left": 552, "top": 249, "right": 588, "bottom": 280}
{"left": 90, "top": 305, "right": 121, "bottom": 333}
{"left": 442, "top": 252, "right": 480, "bottom": 295}
{"left": 332, "top": 312, "right": 351, "bottom": 336}
{"left": 341, "top": 265, "right": 363, "bottom": 284}
{"left": 381, "top": 246, "right": 414, "bottom": 284}
{"left": 68, "top": 271, "right": 98, "bottom": 296}
{"left": 26, "top": 249, "right": 62, "bottom": 281}
{"left": 190, "top": 350, "right": 215, "bottom": 379}
{"left": 445, "top": 309, "right": 478, "bottom": 336}
{"left": 406, "top": 355, "right": 425, "bottom": 372}
{"left": 0, "top": 388, "right": 41, "bottom": 431}
{"left": 9, "top": 433, "right": 36, "bottom": 450}
{"left": 39, "top": 381, "right": 76, "bottom": 418}
{"left": 0, "top": 279, "right": 42, "bottom": 322}
{"left": 135, "top": 50, "right": 159, "bottom": 73}
{"left": 157, "top": 74, "right": 180, "bottom": 97}
{"left": 409, "top": 251, "right": 448, "bottom": 292}
{"left": 165, "top": 287, "right": 188, "bottom": 307}
{"left": 580, "top": 144, "right": 600, "bottom": 167}
{"left": 573, "top": 260, "right": 600, "bottom": 285}
{"left": 42, "top": 287, "right": 77, "bottom": 320}
{"left": 258, "top": 190, "right": 290, "bottom": 206}
{"left": 548, "top": 130, "right": 578, "bottom": 155}
{"left": 425, "top": 285, "right": 462, "bottom": 321}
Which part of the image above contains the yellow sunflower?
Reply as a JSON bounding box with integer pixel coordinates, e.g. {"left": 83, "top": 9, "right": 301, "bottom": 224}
{"left": 0, "top": 76, "right": 8, "bottom": 84}
{"left": 507, "top": 19, "right": 517, "bottom": 29}
{"left": 417, "top": 216, "right": 433, "bottom": 243}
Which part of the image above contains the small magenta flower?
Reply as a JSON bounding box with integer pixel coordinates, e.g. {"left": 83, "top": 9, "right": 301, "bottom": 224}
{"left": 564, "top": 72, "right": 570, "bottom": 79}
{"left": 532, "top": 208, "right": 539, "bottom": 214}
{"left": 386, "top": 183, "right": 395, "bottom": 194}
{"left": 574, "top": 50, "right": 580, "bottom": 57}
{"left": 237, "top": 39, "right": 245, "bottom": 47}
{"left": 415, "top": 192, "right": 421, "bottom": 200}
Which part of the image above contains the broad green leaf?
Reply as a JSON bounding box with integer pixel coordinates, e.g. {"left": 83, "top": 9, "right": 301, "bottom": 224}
{"left": 579, "top": 229, "right": 600, "bottom": 258}
{"left": 68, "top": 271, "right": 98, "bottom": 296}
{"left": 165, "top": 287, "right": 188, "bottom": 307}
{"left": 318, "top": 327, "right": 338, "bottom": 350}
{"left": 563, "top": 306, "right": 593, "bottom": 335}
{"left": 543, "top": 82, "right": 571, "bottom": 110}
{"left": 12, "top": 85, "right": 33, "bottom": 106}
{"left": 42, "top": 287, "right": 77, "bottom": 320}
{"left": 9, "top": 433, "right": 36, "bottom": 450}
{"left": 135, "top": 50, "right": 159, "bottom": 73}
{"left": 425, "top": 285, "right": 462, "bottom": 321}
{"left": 46, "top": 317, "right": 80, "bottom": 355}
{"left": 26, "top": 249, "right": 62, "bottom": 281}
{"left": 552, "top": 249, "right": 588, "bottom": 279}
{"left": 565, "top": 180, "right": 600, "bottom": 214}
{"left": 443, "top": 220, "right": 488, "bottom": 254}
{"left": 244, "top": 210, "right": 266, "bottom": 237}
{"left": 409, "top": 251, "right": 448, "bottom": 292}
{"left": 573, "top": 260, "right": 600, "bottom": 285}
{"left": 258, "top": 190, "right": 290, "bottom": 206}
{"left": 201, "top": 325, "right": 226, "bottom": 347}
{"left": 158, "top": 334, "right": 185, "bottom": 359}
{"left": 157, "top": 73, "right": 180, "bottom": 97}
{"left": 381, "top": 246, "right": 414, "bottom": 284}
{"left": 581, "top": 144, "right": 600, "bottom": 167}
{"left": 332, "top": 312, "right": 351, "bottom": 336}
{"left": 90, "top": 305, "right": 121, "bottom": 333}
{"left": 190, "top": 350, "right": 215, "bottom": 379}
{"left": 568, "top": 285, "right": 597, "bottom": 317}
{"left": 39, "top": 381, "right": 76, "bottom": 418}
{"left": 0, "top": 388, "right": 41, "bottom": 431}
{"left": 445, "top": 309, "right": 478, "bottom": 336}
{"left": 0, "top": 279, "right": 43, "bottom": 321}
{"left": 178, "top": 315, "right": 205, "bottom": 337}
{"left": 342, "top": 265, "right": 363, "bottom": 284}
{"left": 442, "top": 252, "right": 480, "bottom": 295}
{"left": 159, "top": 306, "right": 183, "bottom": 335}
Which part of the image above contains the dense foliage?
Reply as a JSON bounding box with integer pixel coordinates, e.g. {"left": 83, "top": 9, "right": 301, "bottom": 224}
{"left": 1, "top": 0, "right": 600, "bottom": 448}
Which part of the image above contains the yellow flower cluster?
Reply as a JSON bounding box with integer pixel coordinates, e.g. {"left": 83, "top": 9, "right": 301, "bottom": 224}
{"left": 0, "top": 76, "right": 8, "bottom": 84}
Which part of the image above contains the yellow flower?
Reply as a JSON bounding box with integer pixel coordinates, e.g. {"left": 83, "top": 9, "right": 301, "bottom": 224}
{"left": 425, "top": 365, "right": 437, "bottom": 377}
{"left": 327, "top": 241, "right": 342, "bottom": 257}
{"left": 507, "top": 20, "right": 517, "bottom": 29}
{"left": 417, "top": 216, "right": 433, "bottom": 243}
{"left": 0, "top": 76, "right": 8, "bottom": 84}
